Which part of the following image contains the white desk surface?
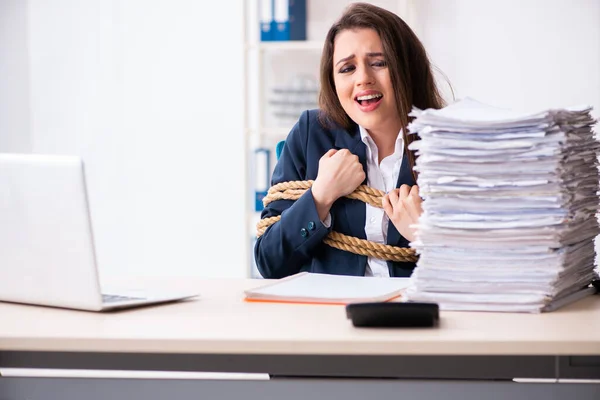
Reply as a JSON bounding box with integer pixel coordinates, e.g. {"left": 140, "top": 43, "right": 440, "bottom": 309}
{"left": 0, "top": 277, "right": 598, "bottom": 356}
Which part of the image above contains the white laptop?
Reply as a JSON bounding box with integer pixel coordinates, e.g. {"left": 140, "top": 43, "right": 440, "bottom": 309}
{"left": 0, "top": 153, "right": 199, "bottom": 311}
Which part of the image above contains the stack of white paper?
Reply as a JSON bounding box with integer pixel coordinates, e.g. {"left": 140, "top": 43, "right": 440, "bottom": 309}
{"left": 405, "top": 97, "right": 600, "bottom": 312}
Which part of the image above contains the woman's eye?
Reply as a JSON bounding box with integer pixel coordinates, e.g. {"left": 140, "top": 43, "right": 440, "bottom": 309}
{"left": 372, "top": 60, "right": 387, "bottom": 67}
{"left": 339, "top": 65, "right": 355, "bottom": 74}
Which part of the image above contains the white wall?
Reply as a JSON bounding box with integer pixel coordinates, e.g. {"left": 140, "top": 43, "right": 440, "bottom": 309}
{"left": 2, "top": 0, "right": 599, "bottom": 279}
{"left": 3, "top": 0, "right": 246, "bottom": 279}
{"left": 0, "top": 0, "right": 31, "bottom": 152}
{"left": 413, "top": 0, "right": 600, "bottom": 118}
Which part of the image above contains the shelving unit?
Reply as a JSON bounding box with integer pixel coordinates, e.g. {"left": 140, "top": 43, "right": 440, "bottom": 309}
{"left": 243, "top": 0, "right": 417, "bottom": 278}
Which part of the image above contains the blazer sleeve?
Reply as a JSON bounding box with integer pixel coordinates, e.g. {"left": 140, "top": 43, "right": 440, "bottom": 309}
{"left": 253, "top": 110, "right": 333, "bottom": 279}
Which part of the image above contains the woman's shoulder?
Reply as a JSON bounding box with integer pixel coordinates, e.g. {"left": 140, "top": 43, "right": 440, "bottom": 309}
{"left": 303, "top": 108, "right": 320, "bottom": 120}
{"left": 291, "top": 109, "right": 351, "bottom": 139}
{"left": 295, "top": 108, "right": 324, "bottom": 132}
{"left": 285, "top": 109, "right": 324, "bottom": 147}
{"left": 284, "top": 109, "right": 357, "bottom": 154}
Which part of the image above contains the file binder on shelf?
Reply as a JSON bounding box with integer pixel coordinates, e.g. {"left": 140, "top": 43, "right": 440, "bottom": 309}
{"left": 273, "top": 0, "right": 306, "bottom": 41}
{"left": 259, "top": 0, "right": 274, "bottom": 41}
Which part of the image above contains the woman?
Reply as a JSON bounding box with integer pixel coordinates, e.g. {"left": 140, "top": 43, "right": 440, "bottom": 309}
{"left": 254, "top": 2, "right": 445, "bottom": 279}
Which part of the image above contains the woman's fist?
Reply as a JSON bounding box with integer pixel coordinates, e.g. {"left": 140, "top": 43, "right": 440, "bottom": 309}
{"left": 312, "top": 149, "right": 365, "bottom": 207}
{"left": 382, "top": 184, "right": 423, "bottom": 242}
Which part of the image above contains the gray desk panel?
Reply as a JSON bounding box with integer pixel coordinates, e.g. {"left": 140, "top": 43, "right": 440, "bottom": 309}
{"left": 2, "top": 351, "right": 599, "bottom": 379}
{"left": 1, "top": 377, "right": 599, "bottom": 400}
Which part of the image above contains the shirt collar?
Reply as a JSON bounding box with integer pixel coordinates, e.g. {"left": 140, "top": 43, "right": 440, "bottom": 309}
{"left": 359, "top": 125, "right": 404, "bottom": 155}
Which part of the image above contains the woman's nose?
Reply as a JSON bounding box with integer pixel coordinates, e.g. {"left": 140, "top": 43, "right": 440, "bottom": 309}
{"left": 356, "top": 66, "right": 375, "bottom": 86}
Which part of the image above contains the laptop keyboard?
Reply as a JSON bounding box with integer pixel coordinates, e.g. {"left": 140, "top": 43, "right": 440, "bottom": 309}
{"left": 102, "top": 294, "right": 146, "bottom": 303}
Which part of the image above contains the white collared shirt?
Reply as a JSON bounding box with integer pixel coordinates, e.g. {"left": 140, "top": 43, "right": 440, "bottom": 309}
{"left": 359, "top": 125, "right": 404, "bottom": 277}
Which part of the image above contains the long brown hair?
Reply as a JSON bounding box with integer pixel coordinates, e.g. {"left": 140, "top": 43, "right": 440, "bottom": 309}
{"left": 318, "top": 2, "right": 446, "bottom": 180}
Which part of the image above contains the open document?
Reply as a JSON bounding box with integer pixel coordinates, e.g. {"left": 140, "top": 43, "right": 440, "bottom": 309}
{"left": 244, "top": 272, "right": 410, "bottom": 304}
{"left": 405, "top": 97, "right": 600, "bottom": 312}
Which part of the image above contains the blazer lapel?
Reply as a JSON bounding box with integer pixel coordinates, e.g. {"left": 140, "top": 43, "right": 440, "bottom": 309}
{"left": 333, "top": 124, "right": 367, "bottom": 241}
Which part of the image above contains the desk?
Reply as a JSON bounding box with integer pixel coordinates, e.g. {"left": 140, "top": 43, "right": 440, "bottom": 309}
{"left": 1, "top": 278, "right": 599, "bottom": 399}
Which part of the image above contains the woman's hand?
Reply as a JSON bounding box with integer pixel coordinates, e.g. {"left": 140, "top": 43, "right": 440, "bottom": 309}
{"left": 382, "top": 184, "right": 423, "bottom": 243}
{"left": 312, "top": 149, "right": 365, "bottom": 220}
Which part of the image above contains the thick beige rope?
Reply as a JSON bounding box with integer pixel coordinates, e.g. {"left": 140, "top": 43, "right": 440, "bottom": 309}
{"left": 256, "top": 180, "right": 418, "bottom": 263}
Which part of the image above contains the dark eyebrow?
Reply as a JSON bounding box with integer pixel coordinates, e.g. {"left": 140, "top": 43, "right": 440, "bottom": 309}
{"left": 335, "top": 54, "right": 355, "bottom": 66}
{"left": 335, "top": 52, "right": 385, "bottom": 66}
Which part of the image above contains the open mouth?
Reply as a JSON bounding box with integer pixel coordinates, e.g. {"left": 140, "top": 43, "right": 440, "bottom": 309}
{"left": 355, "top": 93, "right": 383, "bottom": 106}
{"left": 355, "top": 93, "right": 383, "bottom": 111}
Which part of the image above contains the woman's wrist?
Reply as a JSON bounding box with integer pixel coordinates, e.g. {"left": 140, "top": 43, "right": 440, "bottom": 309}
{"left": 312, "top": 181, "right": 336, "bottom": 220}
{"left": 312, "top": 181, "right": 336, "bottom": 206}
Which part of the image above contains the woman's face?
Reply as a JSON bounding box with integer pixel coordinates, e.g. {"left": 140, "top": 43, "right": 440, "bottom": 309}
{"left": 332, "top": 28, "right": 401, "bottom": 134}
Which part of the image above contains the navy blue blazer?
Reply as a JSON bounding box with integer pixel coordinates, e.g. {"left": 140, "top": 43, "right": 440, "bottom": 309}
{"left": 254, "top": 109, "right": 416, "bottom": 279}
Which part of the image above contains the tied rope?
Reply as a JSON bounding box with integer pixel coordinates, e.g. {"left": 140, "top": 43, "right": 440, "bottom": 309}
{"left": 256, "top": 180, "right": 418, "bottom": 263}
